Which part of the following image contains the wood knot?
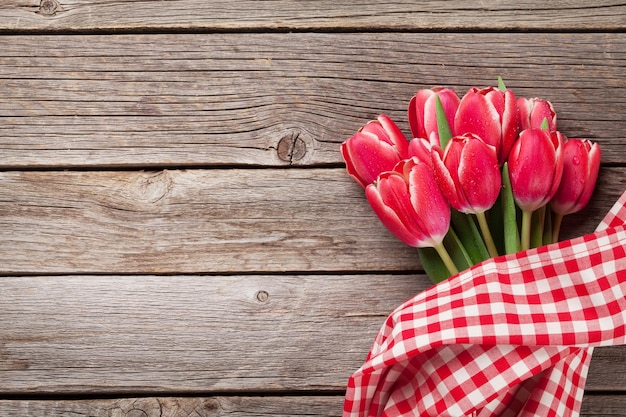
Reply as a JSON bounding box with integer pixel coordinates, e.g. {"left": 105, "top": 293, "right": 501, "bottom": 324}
{"left": 202, "top": 398, "right": 221, "bottom": 411}
{"left": 38, "top": 0, "right": 60, "bottom": 16}
{"left": 137, "top": 171, "right": 172, "bottom": 204}
{"left": 277, "top": 132, "right": 307, "bottom": 163}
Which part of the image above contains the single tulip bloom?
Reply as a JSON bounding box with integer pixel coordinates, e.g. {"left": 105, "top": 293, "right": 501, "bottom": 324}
{"left": 408, "top": 87, "right": 460, "bottom": 146}
{"left": 550, "top": 139, "right": 601, "bottom": 215}
{"left": 454, "top": 86, "right": 520, "bottom": 164}
{"left": 517, "top": 97, "right": 557, "bottom": 131}
{"left": 432, "top": 133, "right": 501, "bottom": 214}
{"left": 365, "top": 157, "right": 450, "bottom": 248}
{"left": 340, "top": 114, "right": 409, "bottom": 188}
{"left": 508, "top": 129, "right": 564, "bottom": 212}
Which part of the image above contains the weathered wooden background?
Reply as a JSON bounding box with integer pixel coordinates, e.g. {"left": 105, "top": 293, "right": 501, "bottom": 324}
{"left": 1, "top": 1, "right": 625, "bottom": 416}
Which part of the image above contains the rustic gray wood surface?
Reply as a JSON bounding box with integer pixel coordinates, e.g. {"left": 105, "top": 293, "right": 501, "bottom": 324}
{"left": 1, "top": 33, "right": 624, "bottom": 168}
{"left": 1, "top": 1, "right": 625, "bottom": 416}
{"left": 1, "top": 168, "right": 625, "bottom": 274}
{"left": 0, "top": 395, "right": 625, "bottom": 416}
{"left": 1, "top": 1, "right": 625, "bottom": 31}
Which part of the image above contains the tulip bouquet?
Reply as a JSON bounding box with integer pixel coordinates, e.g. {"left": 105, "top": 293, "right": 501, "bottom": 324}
{"left": 341, "top": 80, "right": 626, "bottom": 417}
{"left": 341, "top": 78, "right": 601, "bottom": 283}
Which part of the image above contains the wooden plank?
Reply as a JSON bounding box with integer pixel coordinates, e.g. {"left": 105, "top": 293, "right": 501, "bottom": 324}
{"left": 588, "top": 346, "right": 626, "bottom": 391}
{"left": 0, "top": 168, "right": 413, "bottom": 274}
{"left": 1, "top": 274, "right": 626, "bottom": 395}
{"left": 1, "top": 1, "right": 625, "bottom": 32}
{"left": 1, "top": 167, "right": 624, "bottom": 275}
{"left": 0, "top": 274, "right": 426, "bottom": 394}
{"left": 582, "top": 396, "right": 626, "bottom": 416}
{"left": 0, "top": 395, "right": 623, "bottom": 417}
{"left": 0, "top": 397, "right": 344, "bottom": 417}
{"left": 0, "top": 397, "right": 341, "bottom": 417}
{"left": 1, "top": 33, "right": 625, "bottom": 168}
{"left": 0, "top": 397, "right": 347, "bottom": 417}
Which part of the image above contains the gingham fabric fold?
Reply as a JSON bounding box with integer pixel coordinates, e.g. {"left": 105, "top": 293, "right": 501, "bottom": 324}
{"left": 344, "top": 190, "right": 626, "bottom": 417}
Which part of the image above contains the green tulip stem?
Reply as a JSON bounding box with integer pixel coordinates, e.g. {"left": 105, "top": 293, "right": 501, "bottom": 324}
{"left": 530, "top": 205, "right": 546, "bottom": 248}
{"left": 552, "top": 212, "right": 564, "bottom": 244}
{"left": 521, "top": 209, "right": 533, "bottom": 251}
{"left": 475, "top": 211, "right": 499, "bottom": 259}
{"left": 433, "top": 242, "right": 459, "bottom": 277}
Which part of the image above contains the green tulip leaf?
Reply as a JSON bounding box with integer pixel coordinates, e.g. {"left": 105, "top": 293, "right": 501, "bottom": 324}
{"left": 540, "top": 117, "right": 549, "bottom": 130}
{"left": 444, "top": 227, "right": 472, "bottom": 272}
{"left": 502, "top": 163, "right": 521, "bottom": 254}
{"left": 435, "top": 95, "right": 453, "bottom": 149}
{"left": 543, "top": 207, "right": 553, "bottom": 245}
{"left": 497, "top": 76, "right": 507, "bottom": 92}
{"left": 450, "top": 210, "right": 489, "bottom": 264}
{"left": 417, "top": 247, "right": 451, "bottom": 284}
{"left": 418, "top": 227, "right": 471, "bottom": 284}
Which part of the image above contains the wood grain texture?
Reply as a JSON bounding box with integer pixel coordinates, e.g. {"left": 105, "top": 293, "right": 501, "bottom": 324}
{"left": 1, "top": 33, "right": 625, "bottom": 168}
{"left": 1, "top": 167, "right": 624, "bottom": 274}
{"left": 2, "top": 0, "right": 626, "bottom": 412}
{"left": 1, "top": 1, "right": 625, "bottom": 32}
{"left": 0, "top": 274, "right": 426, "bottom": 394}
{"left": 0, "top": 395, "right": 624, "bottom": 416}
{"left": 0, "top": 168, "right": 412, "bottom": 274}
{"left": 1, "top": 274, "right": 625, "bottom": 395}
{"left": 0, "top": 397, "right": 344, "bottom": 417}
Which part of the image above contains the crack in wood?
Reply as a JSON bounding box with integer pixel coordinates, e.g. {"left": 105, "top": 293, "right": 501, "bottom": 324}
{"left": 277, "top": 132, "right": 307, "bottom": 164}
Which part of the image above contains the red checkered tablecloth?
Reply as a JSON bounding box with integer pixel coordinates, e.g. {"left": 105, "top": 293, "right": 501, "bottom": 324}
{"left": 344, "top": 190, "right": 626, "bottom": 417}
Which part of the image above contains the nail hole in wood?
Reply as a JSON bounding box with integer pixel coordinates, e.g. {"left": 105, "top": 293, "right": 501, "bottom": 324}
{"left": 256, "top": 290, "right": 270, "bottom": 303}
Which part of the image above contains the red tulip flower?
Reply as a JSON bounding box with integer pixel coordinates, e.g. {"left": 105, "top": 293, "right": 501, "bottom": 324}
{"left": 518, "top": 97, "right": 557, "bottom": 131}
{"left": 550, "top": 139, "right": 601, "bottom": 215}
{"left": 408, "top": 137, "right": 434, "bottom": 168}
{"left": 509, "top": 129, "right": 564, "bottom": 212}
{"left": 366, "top": 157, "right": 457, "bottom": 274}
{"left": 340, "top": 114, "right": 409, "bottom": 188}
{"left": 432, "top": 133, "right": 501, "bottom": 215}
{"left": 432, "top": 133, "right": 501, "bottom": 257}
{"left": 454, "top": 86, "right": 520, "bottom": 164}
{"left": 550, "top": 139, "right": 601, "bottom": 241}
{"left": 508, "top": 129, "right": 564, "bottom": 249}
{"left": 408, "top": 87, "right": 460, "bottom": 147}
